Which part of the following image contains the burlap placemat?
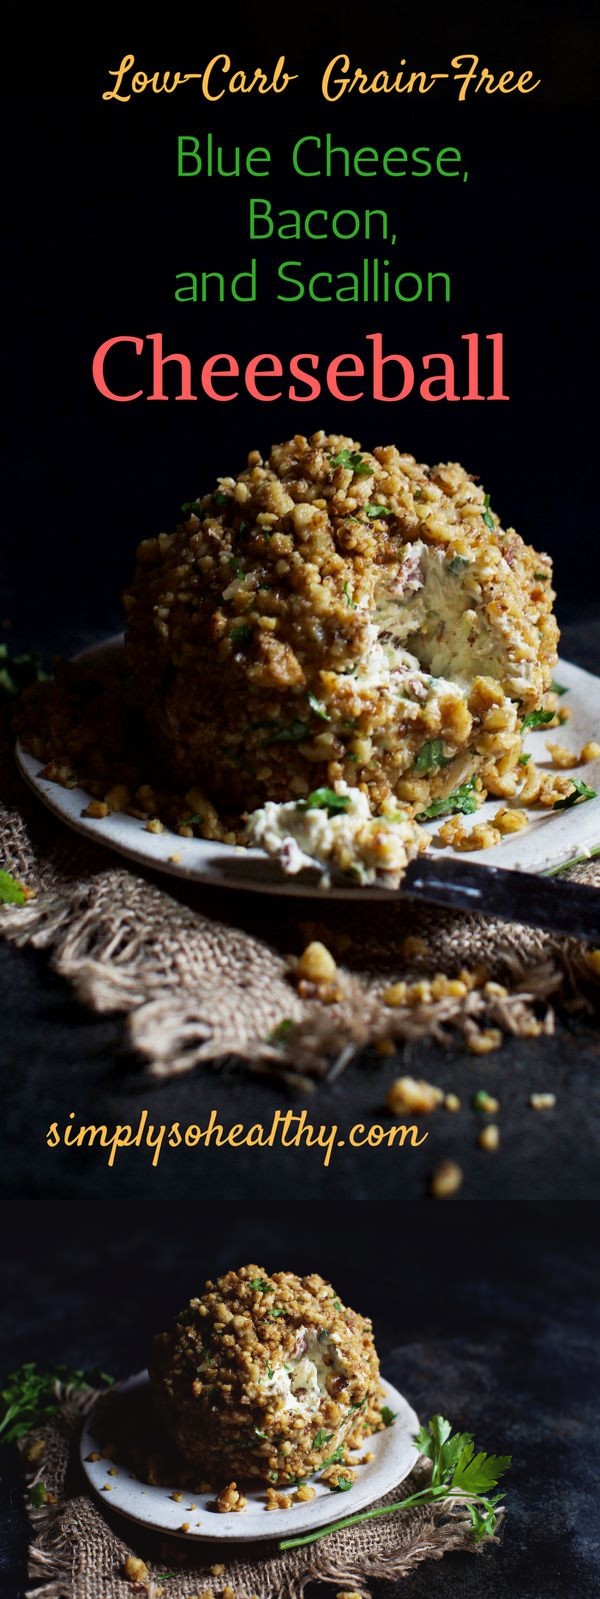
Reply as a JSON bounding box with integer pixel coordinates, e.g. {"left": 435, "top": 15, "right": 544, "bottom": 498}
{"left": 1, "top": 716, "right": 598, "bottom": 1081}
{"left": 19, "top": 1388, "right": 492, "bottom": 1599}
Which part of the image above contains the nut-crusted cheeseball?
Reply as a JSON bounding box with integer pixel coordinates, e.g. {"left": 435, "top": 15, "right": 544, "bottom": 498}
{"left": 150, "top": 1265, "right": 382, "bottom": 1485}
{"left": 124, "top": 432, "right": 558, "bottom": 815}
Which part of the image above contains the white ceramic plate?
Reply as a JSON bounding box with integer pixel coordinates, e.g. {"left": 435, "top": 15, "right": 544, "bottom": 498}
{"left": 80, "top": 1371, "right": 419, "bottom": 1543}
{"left": 16, "top": 640, "right": 600, "bottom": 899}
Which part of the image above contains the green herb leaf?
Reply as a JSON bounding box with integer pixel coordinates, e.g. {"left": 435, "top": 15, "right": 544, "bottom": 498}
{"left": 343, "top": 581, "right": 356, "bottom": 608}
{"left": 329, "top": 449, "right": 374, "bottom": 478}
{"left": 266, "top": 720, "right": 309, "bottom": 744}
{"left": 380, "top": 1406, "right": 397, "bottom": 1428}
{"left": 267, "top": 1019, "right": 294, "bottom": 1045}
{"left": 0, "top": 645, "right": 49, "bottom": 696}
{"left": 553, "top": 779, "right": 597, "bottom": 811}
{"left": 230, "top": 624, "right": 253, "bottom": 650}
{"left": 533, "top": 571, "right": 548, "bottom": 581}
{"left": 417, "top": 779, "right": 478, "bottom": 821}
{"left": 332, "top": 1297, "right": 342, "bottom": 1311}
{"left": 0, "top": 1364, "right": 113, "bottom": 1446}
{"left": 0, "top": 869, "right": 27, "bottom": 906}
{"left": 519, "top": 753, "right": 531, "bottom": 766}
{"left": 266, "top": 1308, "right": 285, "bottom": 1319}
{"left": 278, "top": 1413, "right": 511, "bottom": 1553}
{"left": 180, "top": 499, "right": 204, "bottom": 514}
{"left": 249, "top": 1278, "right": 274, "bottom": 1294}
{"left": 448, "top": 555, "right": 470, "bottom": 574}
{"left": 551, "top": 679, "right": 569, "bottom": 696}
{"left": 482, "top": 493, "right": 495, "bottom": 532}
{"left": 308, "top": 691, "right": 330, "bottom": 721}
{"left": 213, "top": 490, "right": 231, "bottom": 508}
{"left": 30, "top": 1482, "right": 47, "bottom": 1508}
{"left": 319, "top": 1446, "right": 345, "bottom": 1469}
{"left": 414, "top": 739, "right": 453, "bottom": 774}
{"left": 521, "top": 708, "right": 555, "bottom": 730}
{"left": 365, "top": 503, "right": 392, "bottom": 519}
{"left": 296, "top": 788, "right": 351, "bottom": 817}
{"left": 313, "top": 1429, "right": 334, "bottom": 1451}
{"left": 255, "top": 1427, "right": 268, "bottom": 1439}
{"left": 336, "top": 1477, "right": 353, "bottom": 1491}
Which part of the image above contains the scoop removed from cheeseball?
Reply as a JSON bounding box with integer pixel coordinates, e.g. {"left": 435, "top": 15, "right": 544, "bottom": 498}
{"left": 150, "top": 1264, "right": 383, "bottom": 1485}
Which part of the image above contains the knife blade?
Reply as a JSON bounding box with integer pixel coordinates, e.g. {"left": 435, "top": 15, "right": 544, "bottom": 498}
{"left": 403, "top": 855, "right": 600, "bottom": 942}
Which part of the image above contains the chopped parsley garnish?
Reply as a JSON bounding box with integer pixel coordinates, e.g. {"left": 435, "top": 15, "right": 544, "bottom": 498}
{"left": 343, "top": 582, "right": 356, "bottom": 608}
{"left": 180, "top": 498, "right": 204, "bottom": 514}
{"left": 365, "top": 503, "right": 392, "bottom": 519}
{"left": 482, "top": 493, "right": 495, "bottom": 531}
{"left": 0, "top": 869, "right": 27, "bottom": 906}
{"left": 319, "top": 1446, "right": 345, "bottom": 1469}
{"left": 307, "top": 691, "right": 330, "bottom": 721}
{"left": 255, "top": 1427, "right": 268, "bottom": 1438}
{"left": 551, "top": 679, "right": 569, "bottom": 696}
{"left": 266, "top": 1364, "right": 275, "bottom": 1380}
{"left": 0, "top": 645, "right": 48, "bottom": 696}
{"left": 448, "top": 555, "right": 470, "bottom": 574}
{"left": 380, "top": 1406, "right": 398, "bottom": 1427}
{"left": 533, "top": 571, "right": 548, "bottom": 581}
{"left": 30, "top": 1483, "right": 47, "bottom": 1508}
{"left": 229, "top": 559, "right": 245, "bottom": 577}
{"left": 268, "top": 1018, "right": 294, "bottom": 1045}
{"left": 266, "top": 1308, "right": 286, "bottom": 1319}
{"left": 521, "top": 709, "right": 555, "bottom": 730}
{"left": 230, "top": 624, "right": 253, "bottom": 650}
{"left": 296, "top": 788, "right": 351, "bottom": 817}
{"left": 414, "top": 739, "right": 454, "bottom": 774}
{"left": 313, "top": 1428, "right": 334, "bottom": 1450}
{"left": 279, "top": 1413, "right": 511, "bottom": 1552}
{"left": 266, "top": 720, "right": 309, "bottom": 743}
{"left": 249, "top": 1278, "right": 274, "bottom": 1293}
{"left": 332, "top": 1297, "right": 342, "bottom": 1311}
{"left": 473, "top": 1091, "right": 493, "bottom": 1112}
{"left": 553, "top": 779, "right": 597, "bottom": 810}
{"left": 329, "top": 449, "right": 373, "bottom": 478}
{"left": 213, "top": 490, "right": 231, "bottom": 508}
{"left": 335, "top": 1477, "right": 353, "bottom": 1491}
{"left": 0, "top": 1364, "right": 114, "bottom": 1445}
{"left": 417, "top": 779, "right": 478, "bottom": 821}
{"left": 518, "top": 753, "right": 531, "bottom": 766}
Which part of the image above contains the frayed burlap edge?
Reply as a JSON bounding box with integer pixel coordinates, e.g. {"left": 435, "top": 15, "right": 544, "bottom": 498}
{"left": 1, "top": 726, "right": 599, "bottom": 1082}
{"left": 19, "top": 1387, "right": 495, "bottom": 1599}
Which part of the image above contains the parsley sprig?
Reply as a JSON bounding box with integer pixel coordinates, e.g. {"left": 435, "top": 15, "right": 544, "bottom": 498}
{"left": 521, "top": 709, "right": 555, "bottom": 731}
{"left": 0, "top": 1363, "right": 114, "bottom": 1445}
{"left": 279, "top": 1413, "right": 510, "bottom": 1551}
{"left": 296, "top": 788, "right": 351, "bottom": 817}
{"left": 553, "top": 778, "right": 597, "bottom": 811}
{"left": 329, "top": 449, "right": 374, "bottom": 479}
{"left": 417, "top": 779, "right": 479, "bottom": 821}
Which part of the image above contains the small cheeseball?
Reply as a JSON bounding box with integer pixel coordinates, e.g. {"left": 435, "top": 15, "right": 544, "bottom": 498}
{"left": 150, "top": 1264, "right": 383, "bottom": 1486}
{"left": 124, "top": 432, "right": 558, "bottom": 816}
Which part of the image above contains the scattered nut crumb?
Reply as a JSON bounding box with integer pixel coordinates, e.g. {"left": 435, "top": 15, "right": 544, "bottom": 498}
{"left": 580, "top": 740, "right": 600, "bottom": 762}
{"left": 124, "top": 1555, "right": 149, "bottom": 1582}
{"left": 82, "top": 799, "right": 109, "bottom": 819}
{"left": 467, "top": 1028, "right": 503, "bottom": 1055}
{"left": 545, "top": 741, "right": 576, "bottom": 768}
{"left": 430, "top": 1160, "right": 463, "bottom": 1198}
{"left": 216, "top": 1481, "right": 247, "bottom": 1512}
{"left": 529, "top": 1093, "right": 556, "bottom": 1110}
{"left": 386, "top": 1076, "right": 444, "bottom": 1115}
{"left": 145, "top": 817, "right": 164, "bottom": 834}
{"left": 210, "top": 1565, "right": 226, "bottom": 1577}
{"left": 444, "top": 1093, "right": 461, "bottom": 1113}
{"left": 473, "top": 1091, "right": 500, "bottom": 1114}
{"left": 382, "top": 982, "right": 407, "bottom": 1007}
{"left": 493, "top": 806, "right": 529, "bottom": 833}
{"left": 170, "top": 1490, "right": 183, "bottom": 1502}
{"left": 293, "top": 1484, "right": 316, "bottom": 1502}
{"left": 266, "top": 1488, "right": 292, "bottom": 1509}
{"left": 401, "top": 935, "right": 428, "bottom": 959}
{"left": 297, "top": 940, "right": 337, "bottom": 983}
{"left": 478, "top": 1124, "right": 500, "bottom": 1151}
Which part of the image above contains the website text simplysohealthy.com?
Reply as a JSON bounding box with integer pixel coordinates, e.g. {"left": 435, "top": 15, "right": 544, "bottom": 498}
{"left": 46, "top": 1109, "right": 429, "bottom": 1168}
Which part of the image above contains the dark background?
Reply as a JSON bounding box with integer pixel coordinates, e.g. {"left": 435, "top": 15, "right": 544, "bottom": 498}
{"left": 0, "top": 1201, "right": 598, "bottom": 1597}
{"left": 3, "top": 0, "right": 598, "bottom": 629}
{"left": 2, "top": 2, "right": 600, "bottom": 1202}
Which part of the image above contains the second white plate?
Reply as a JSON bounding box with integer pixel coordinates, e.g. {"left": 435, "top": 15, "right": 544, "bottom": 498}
{"left": 80, "top": 1371, "right": 420, "bottom": 1543}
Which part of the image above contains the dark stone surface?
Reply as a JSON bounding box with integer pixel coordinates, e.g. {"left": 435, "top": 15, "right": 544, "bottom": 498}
{"left": 0, "top": 1202, "right": 598, "bottom": 1598}
{"left": 1, "top": 602, "right": 600, "bottom": 1201}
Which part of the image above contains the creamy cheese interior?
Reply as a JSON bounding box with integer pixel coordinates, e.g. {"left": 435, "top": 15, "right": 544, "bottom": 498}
{"left": 245, "top": 781, "right": 422, "bottom": 886}
{"left": 262, "top": 1327, "right": 348, "bottom": 1415}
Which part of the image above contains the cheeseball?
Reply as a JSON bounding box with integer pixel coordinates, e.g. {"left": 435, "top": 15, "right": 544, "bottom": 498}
{"left": 124, "top": 432, "right": 558, "bottom": 816}
{"left": 149, "top": 1264, "right": 382, "bottom": 1485}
